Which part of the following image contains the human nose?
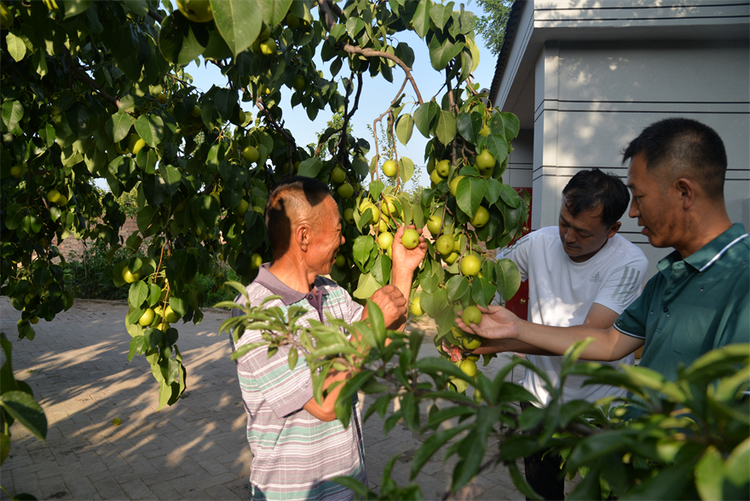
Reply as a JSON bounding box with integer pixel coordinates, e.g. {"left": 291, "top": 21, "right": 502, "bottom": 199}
{"left": 629, "top": 198, "right": 640, "bottom": 218}
{"left": 563, "top": 228, "right": 576, "bottom": 244}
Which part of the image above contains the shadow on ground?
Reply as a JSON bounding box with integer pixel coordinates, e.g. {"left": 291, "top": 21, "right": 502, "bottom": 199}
{"left": 0, "top": 297, "right": 522, "bottom": 501}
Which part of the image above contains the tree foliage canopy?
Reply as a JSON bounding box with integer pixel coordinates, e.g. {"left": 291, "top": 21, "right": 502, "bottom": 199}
{"left": 1, "top": 1, "right": 747, "bottom": 499}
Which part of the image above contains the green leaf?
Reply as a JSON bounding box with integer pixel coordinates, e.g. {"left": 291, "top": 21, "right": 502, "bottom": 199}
{"left": 413, "top": 101, "right": 438, "bottom": 138}
{"left": 370, "top": 254, "right": 391, "bottom": 285}
{"left": 368, "top": 180, "right": 385, "bottom": 202}
{"left": 366, "top": 300, "right": 386, "bottom": 341}
{"left": 455, "top": 176, "right": 486, "bottom": 218}
{"left": 136, "top": 206, "right": 159, "bottom": 236}
{"left": 411, "top": 424, "right": 470, "bottom": 480}
{"left": 353, "top": 235, "right": 375, "bottom": 271}
{"left": 622, "top": 458, "right": 698, "bottom": 500}
{"left": 2, "top": 101, "right": 23, "bottom": 132}
{"left": 0, "top": 391, "right": 47, "bottom": 442}
{"left": 106, "top": 111, "right": 134, "bottom": 143}
{"left": 399, "top": 392, "right": 420, "bottom": 431}
{"left": 499, "top": 111, "right": 520, "bottom": 141}
{"left": 429, "top": 35, "right": 464, "bottom": 71}
{"left": 695, "top": 446, "right": 725, "bottom": 501}
{"left": 212, "top": 0, "right": 263, "bottom": 57}
{"left": 416, "top": 356, "right": 471, "bottom": 382}
{"left": 353, "top": 273, "right": 383, "bottom": 300}
{"left": 255, "top": 0, "right": 292, "bottom": 27}
{"left": 485, "top": 178, "right": 503, "bottom": 205}
{"left": 6, "top": 33, "right": 27, "bottom": 62}
{"left": 330, "top": 476, "right": 371, "bottom": 497}
{"left": 135, "top": 115, "right": 165, "bottom": 148}
{"left": 395, "top": 114, "right": 414, "bottom": 145}
{"left": 725, "top": 437, "right": 750, "bottom": 486}
{"left": 297, "top": 157, "right": 323, "bottom": 178}
{"left": 158, "top": 12, "right": 209, "bottom": 66}
{"left": 429, "top": 2, "right": 453, "bottom": 30}
{"left": 420, "top": 287, "right": 448, "bottom": 319}
{"left": 446, "top": 275, "right": 470, "bottom": 302}
{"left": 471, "top": 276, "right": 496, "bottom": 308}
{"left": 495, "top": 258, "right": 521, "bottom": 303}
{"left": 499, "top": 184, "right": 521, "bottom": 209}
{"left": 129, "top": 281, "right": 148, "bottom": 307}
{"left": 287, "top": 347, "right": 298, "bottom": 371}
{"left": 399, "top": 157, "right": 415, "bottom": 184}
{"left": 63, "top": 0, "right": 92, "bottom": 19}
{"left": 484, "top": 133, "right": 509, "bottom": 166}
{"left": 435, "top": 110, "right": 457, "bottom": 146}
{"left": 161, "top": 165, "right": 182, "bottom": 196}
{"left": 346, "top": 17, "right": 365, "bottom": 38}
{"left": 412, "top": 0, "right": 431, "bottom": 38}
{"left": 422, "top": 406, "right": 475, "bottom": 431}
{"left": 456, "top": 111, "right": 481, "bottom": 144}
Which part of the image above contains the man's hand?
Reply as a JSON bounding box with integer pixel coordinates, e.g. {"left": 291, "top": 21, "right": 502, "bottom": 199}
{"left": 391, "top": 224, "right": 428, "bottom": 278}
{"left": 368, "top": 284, "right": 408, "bottom": 328}
{"left": 455, "top": 305, "right": 522, "bottom": 340}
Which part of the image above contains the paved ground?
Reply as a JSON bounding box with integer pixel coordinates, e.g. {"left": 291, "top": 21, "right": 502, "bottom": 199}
{"left": 0, "top": 296, "right": 524, "bottom": 500}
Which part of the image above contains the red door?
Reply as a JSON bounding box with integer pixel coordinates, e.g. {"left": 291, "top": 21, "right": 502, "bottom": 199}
{"left": 503, "top": 188, "right": 531, "bottom": 320}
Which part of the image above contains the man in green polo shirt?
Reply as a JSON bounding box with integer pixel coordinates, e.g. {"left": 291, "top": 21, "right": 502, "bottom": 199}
{"left": 457, "top": 118, "right": 749, "bottom": 379}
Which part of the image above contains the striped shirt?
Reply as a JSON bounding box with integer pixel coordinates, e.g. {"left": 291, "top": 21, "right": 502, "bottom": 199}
{"left": 231, "top": 264, "right": 367, "bottom": 500}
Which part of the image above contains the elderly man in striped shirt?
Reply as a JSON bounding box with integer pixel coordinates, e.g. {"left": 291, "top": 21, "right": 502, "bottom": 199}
{"left": 232, "top": 176, "right": 427, "bottom": 500}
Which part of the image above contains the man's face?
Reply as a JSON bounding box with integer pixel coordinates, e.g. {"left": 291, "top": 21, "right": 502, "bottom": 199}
{"left": 626, "top": 153, "right": 680, "bottom": 249}
{"left": 558, "top": 197, "right": 619, "bottom": 263}
{"left": 307, "top": 196, "right": 345, "bottom": 275}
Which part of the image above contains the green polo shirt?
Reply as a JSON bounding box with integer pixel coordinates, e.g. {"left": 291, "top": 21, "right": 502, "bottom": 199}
{"left": 614, "top": 223, "right": 749, "bottom": 380}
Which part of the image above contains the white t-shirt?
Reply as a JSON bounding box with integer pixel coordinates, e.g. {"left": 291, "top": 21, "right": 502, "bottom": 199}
{"left": 497, "top": 226, "right": 649, "bottom": 406}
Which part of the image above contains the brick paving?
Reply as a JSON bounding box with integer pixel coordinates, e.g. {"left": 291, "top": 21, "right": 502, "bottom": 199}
{"left": 0, "top": 296, "right": 523, "bottom": 500}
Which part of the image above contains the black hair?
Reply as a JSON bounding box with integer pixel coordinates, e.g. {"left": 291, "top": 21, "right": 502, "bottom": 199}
{"left": 265, "top": 176, "right": 331, "bottom": 256}
{"left": 562, "top": 168, "right": 629, "bottom": 227}
{"left": 622, "top": 118, "right": 727, "bottom": 199}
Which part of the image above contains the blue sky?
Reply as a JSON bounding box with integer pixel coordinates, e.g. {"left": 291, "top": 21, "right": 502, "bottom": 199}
{"left": 187, "top": 4, "right": 498, "bottom": 189}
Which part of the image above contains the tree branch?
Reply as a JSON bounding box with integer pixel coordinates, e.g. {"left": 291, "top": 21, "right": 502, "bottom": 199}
{"left": 147, "top": 9, "right": 164, "bottom": 24}
{"left": 63, "top": 49, "right": 120, "bottom": 109}
{"left": 342, "top": 44, "right": 423, "bottom": 105}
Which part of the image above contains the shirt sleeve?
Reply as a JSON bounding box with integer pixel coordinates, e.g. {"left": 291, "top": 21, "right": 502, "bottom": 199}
{"left": 238, "top": 342, "right": 314, "bottom": 419}
{"left": 497, "top": 232, "right": 532, "bottom": 281}
{"left": 593, "top": 252, "right": 650, "bottom": 315}
{"left": 613, "top": 276, "right": 659, "bottom": 340}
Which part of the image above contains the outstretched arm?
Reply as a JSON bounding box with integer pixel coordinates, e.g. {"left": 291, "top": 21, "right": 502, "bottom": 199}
{"left": 456, "top": 305, "right": 644, "bottom": 361}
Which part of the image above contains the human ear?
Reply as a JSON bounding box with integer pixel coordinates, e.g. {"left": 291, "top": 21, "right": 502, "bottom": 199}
{"left": 606, "top": 221, "right": 622, "bottom": 239}
{"left": 296, "top": 224, "right": 310, "bottom": 252}
{"left": 675, "top": 178, "right": 695, "bottom": 210}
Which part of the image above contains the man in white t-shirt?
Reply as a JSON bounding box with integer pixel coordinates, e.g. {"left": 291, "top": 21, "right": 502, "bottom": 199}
{"left": 472, "top": 169, "right": 649, "bottom": 500}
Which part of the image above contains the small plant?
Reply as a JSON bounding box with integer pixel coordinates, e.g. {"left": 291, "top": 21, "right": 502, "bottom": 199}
{"left": 221, "top": 293, "right": 750, "bottom": 500}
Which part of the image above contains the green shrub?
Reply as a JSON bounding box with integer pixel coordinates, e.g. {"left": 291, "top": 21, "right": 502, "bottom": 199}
{"left": 63, "top": 241, "right": 130, "bottom": 301}
{"left": 64, "top": 241, "right": 240, "bottom": 308}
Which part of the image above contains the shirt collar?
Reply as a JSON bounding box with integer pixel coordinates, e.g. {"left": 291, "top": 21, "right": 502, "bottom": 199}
{"left": 254, "top": 263, "right": 331, "bottom": 306}
{"left": 658, "top": 223, "right": 749, "bottom": 274}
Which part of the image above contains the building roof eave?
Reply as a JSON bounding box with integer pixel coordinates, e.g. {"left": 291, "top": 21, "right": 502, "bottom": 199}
{"left": 488, "top": 0, "right": 525, "bottom": 106}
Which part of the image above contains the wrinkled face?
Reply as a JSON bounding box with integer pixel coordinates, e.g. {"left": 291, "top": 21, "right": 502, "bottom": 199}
{"left": 627, "top": 153, "right": 679, "bottom": 249}
{"left": 307, "top": 196, "right": 344, "bottom": 275}
{"left": 558, "top": 197, "right": 618, "bottom": 263}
